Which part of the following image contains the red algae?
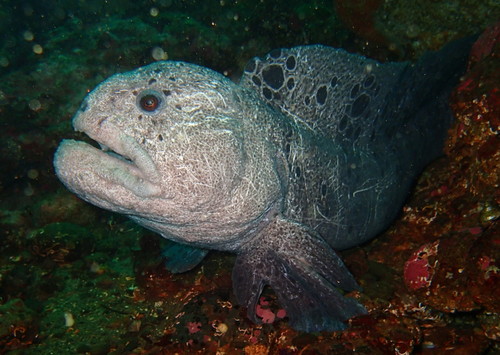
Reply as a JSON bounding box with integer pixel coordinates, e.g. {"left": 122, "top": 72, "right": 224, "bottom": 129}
{"left": 1, "top": 0, "right": 498, "bottom": 351}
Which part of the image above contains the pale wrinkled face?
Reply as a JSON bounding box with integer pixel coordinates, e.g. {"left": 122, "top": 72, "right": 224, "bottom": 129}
{"left": 54, "top": 61, "right": 283, "bottom": 249}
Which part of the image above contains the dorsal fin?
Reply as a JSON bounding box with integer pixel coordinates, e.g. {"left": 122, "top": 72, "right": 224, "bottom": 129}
{"left": 241, "top": 39, "right": 474, "bottom": 169}
{"left": 240, "top": 45, "right": 406, "bottom": 144}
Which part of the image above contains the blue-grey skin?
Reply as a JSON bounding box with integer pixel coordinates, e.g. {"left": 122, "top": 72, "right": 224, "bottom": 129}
{"left": 54, "top": 38, "right": 472, "bottom": 332}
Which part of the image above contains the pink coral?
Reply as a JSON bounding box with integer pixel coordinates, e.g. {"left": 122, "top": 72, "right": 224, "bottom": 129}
{"left": 255, "top": 297, "right": 286, "bottom": 324}
{"left": 276, "top": 309, "right": 287, "bottom": 319}
{"left": 186, "top": 321, "right": 202, "bottom": 334}
{"left": 256, "top": 304, "right": 275, "bottom": 324}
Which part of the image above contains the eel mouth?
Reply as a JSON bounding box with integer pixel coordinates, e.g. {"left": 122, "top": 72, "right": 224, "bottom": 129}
{"left": 54, "top": 119, "right": 162, "bottom": 199}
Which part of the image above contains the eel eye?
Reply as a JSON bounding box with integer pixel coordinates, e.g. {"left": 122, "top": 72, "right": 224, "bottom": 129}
{"left": 140, "top": 94, "right": 160, "bottom": 112}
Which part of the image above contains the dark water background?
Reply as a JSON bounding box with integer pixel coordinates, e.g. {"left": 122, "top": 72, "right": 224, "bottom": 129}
{"left": 0, "top": 0, "right": 498, "bottom": 353}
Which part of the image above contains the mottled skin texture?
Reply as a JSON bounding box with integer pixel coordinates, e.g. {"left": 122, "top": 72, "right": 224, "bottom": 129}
{"left": 54, "top": 39, "right": 472, "bottom": 332}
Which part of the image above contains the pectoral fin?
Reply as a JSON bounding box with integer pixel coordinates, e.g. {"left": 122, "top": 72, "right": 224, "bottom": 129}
{"left": 232, "top": 216, "right": 366, "bottom": 332}
{"left": 162, "top": 241, "right": 209, "bottom": 273}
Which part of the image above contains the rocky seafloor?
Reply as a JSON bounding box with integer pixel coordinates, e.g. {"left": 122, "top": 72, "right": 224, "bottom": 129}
{"left": 0, "top": 1, "right": 498, "bottom": 354}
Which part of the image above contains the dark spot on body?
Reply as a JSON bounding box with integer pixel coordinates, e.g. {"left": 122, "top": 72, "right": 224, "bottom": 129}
{"left": 287, "top": 78, "right": 295, "bottom": 90}
{"left": 286, "top": 56, "right": 296, "bottom": 70}
{"left": 175, "top": 104, "right": 182, "bottom": 110}
{"left": 132, "top": 90, "right": 138, "bottom": 96}
{"left": 158, "top": 134, "right": 163, "bottom": 141}
{"left": 141, "top": 138, "right": 146, "bottom": 144}
{"left": 153, "top": 68, "right": 161, "bottom": 73}
{"left": 269, "top": 49, "right": 282, "bottom": 59}
{"left": 364, "top": 75, "right": 375, "bottom": 88}
{"left": 321, "top": 183, "right": 327, "bottom": 196}
{"left": 295, "top": 166, "right": 301, "bottom": 178}
{"left": 148, "top": 78, "right": 157, "bottom": 85}
{"left": 316, "top": 86, "right": 327, "bottom": 105}
{"left": 244, "top": 59, "right": 256, "bottom": 73}
{"left": 138, "top": 115, "right": 143, "bottom": 121}
{"left": 330, "top": 77, "right": 338, "bottom": 88}
{"left": 163, "top": 90, "right": 172, "bottom": 96}
{"left": 285, "top": 143, "right": 290, "bottom": 154}
{"left": 339, "top": 116, "right": 348, "bottom": 131}
{"left": 169, "top": 76, "right": 176, "bottom": 81}
{"left": 252, "top": 75, "right": 262, "bottom": 86}
{"left": 263, "top": 87, "right": 272, "bottom": 100}
{"left": 304, "top": 96, "right": 310, "bottom": 105}
{"left": 350, "top": 84, "right": 360, "bottom": 98}
{"left": 262, "top": 64, "right": 284, "bottom": 90}
{"left": 351, "top": 94, "right": 370, "bottom": 117}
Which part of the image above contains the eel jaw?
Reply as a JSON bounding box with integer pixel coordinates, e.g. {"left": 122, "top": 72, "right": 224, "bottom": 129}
{"left": 54, "top": 138, "right": 162, "bottom": 200}
{"left": 54, "top": 117, "right": 163, "bottom": 201}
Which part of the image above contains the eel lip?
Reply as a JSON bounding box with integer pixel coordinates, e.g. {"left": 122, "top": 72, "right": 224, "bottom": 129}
{"left": 55, "top": 119, "right": 162, "bottom": 198}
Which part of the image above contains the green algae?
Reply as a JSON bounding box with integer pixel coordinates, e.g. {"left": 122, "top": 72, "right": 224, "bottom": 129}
{"left": 0, "top": 0, "right": 499, "bottom": 353}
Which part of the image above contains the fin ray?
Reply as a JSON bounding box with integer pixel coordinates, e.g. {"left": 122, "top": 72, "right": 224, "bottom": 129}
{"left": 232, "top": 216, "right": 366, "bottom": 332}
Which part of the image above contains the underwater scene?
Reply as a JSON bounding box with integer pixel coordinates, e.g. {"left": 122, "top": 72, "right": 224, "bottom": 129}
{"left": 0, "top": 0, "right": 499, "bottom": 354}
